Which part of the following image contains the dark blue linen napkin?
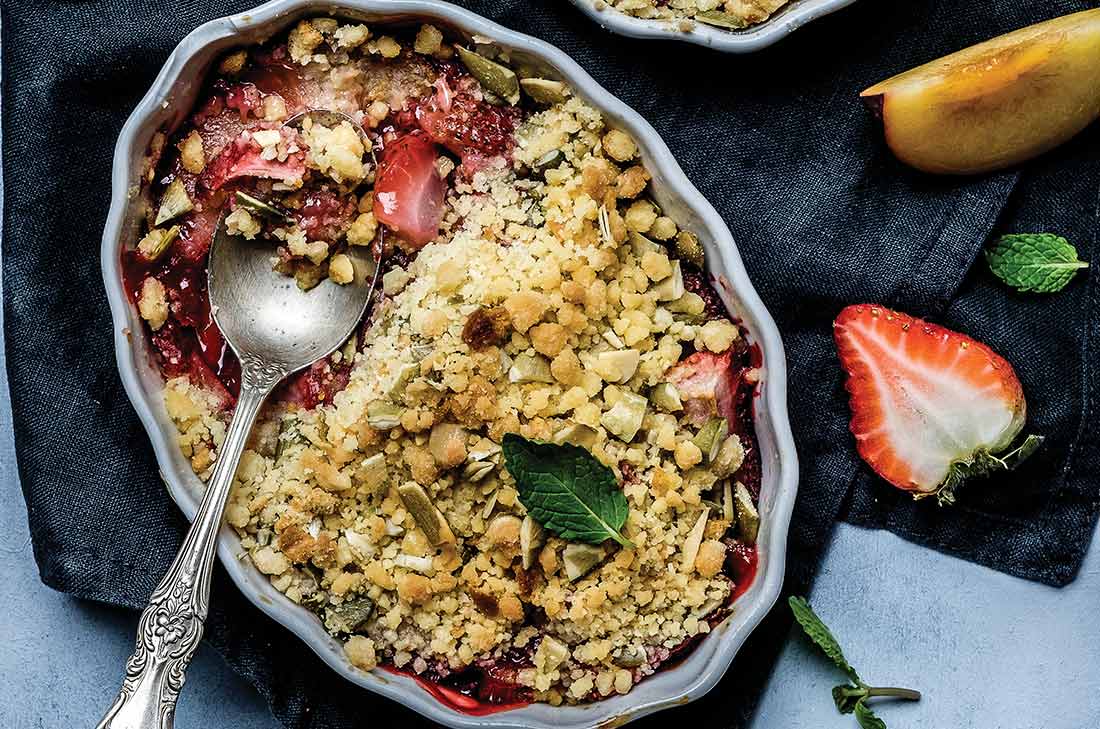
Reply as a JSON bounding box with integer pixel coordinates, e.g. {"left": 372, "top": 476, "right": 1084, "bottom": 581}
{"left": 3, "top": 0, "right": 1097, "bottom": 727}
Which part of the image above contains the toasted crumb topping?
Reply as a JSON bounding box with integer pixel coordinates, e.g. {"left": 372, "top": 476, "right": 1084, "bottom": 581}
{"left": 606, "top": 0, "right": 789, "bottom": 26}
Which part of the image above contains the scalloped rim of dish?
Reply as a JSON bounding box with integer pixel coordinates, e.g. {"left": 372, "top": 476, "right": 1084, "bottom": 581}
{"left": 100, "top": 1, "right": 799, "bottom": 727}
{"left": 568, "top": 0, "right": 859, "bottom": 52}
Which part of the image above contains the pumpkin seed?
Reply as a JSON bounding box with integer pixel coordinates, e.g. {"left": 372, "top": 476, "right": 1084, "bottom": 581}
{"left": 155, "top": 178, "right": 194, "bottom": 225}
{"left": 734, "top": 482, "right": 759, "bottom": 544}
{"left": 712, "top": 435, "right": 746, "bottom": 478}
{"left": 600, "top": 391, "right": 647, "bottom": 442}
{"left": 323, "top": 597, "right": 375, "bottom": 635}
{"left": 696, "top": 10, "right": 749, "bottom": 30}
{"left": 234, "top": 190, "right": 292, "bottom": 223}
{"left": 366, "top": 400, "right": 402, "bottom": 430}
{"left": 357, "top": 452, "right": 388, "bottom": 494}
{"left": 398, "top": 482, "right": 456, "bottom": 546}
{"left": 675, "top": 230, "right": 704, "bottom": 268}
{"left": 456, "top": 46, "right": 520, "bottom": 105}
{"left": 520, "top": 77, "right": 569, "bottom": 105}
{"left": 629, "top": 231, "right": 661, "bottom": 259}
{"left": 611, "top": 644, "right": 647, "bottom": 668}
{"left": 594, "top": 349, "right": 641, "bottom": 384}
{"left": 693, "top": 417, "right": 729, "bottom": 464}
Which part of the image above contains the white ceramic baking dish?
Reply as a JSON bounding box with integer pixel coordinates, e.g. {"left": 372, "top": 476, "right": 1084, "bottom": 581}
{"left": 100, "top": 1, "right": 799, "bottom": 726}
{"left": 568, "top": 0, "right": 859, "bottom": 52}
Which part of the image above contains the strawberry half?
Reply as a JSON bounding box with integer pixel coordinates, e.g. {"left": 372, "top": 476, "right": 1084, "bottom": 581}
{"left": 834, "top": 304, "right": 1040, "bottom": 504}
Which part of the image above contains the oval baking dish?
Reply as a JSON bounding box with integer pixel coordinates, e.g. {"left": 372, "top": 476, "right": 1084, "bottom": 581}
{"left": 567, "top": 0, "right": 860, "bottom": 53}
{"left": 100, "top": 1, "right": 799, "bottom": 726}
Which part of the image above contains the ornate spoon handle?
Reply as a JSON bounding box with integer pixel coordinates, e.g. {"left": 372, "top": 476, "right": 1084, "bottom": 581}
{"left": 97, "top": 361, "right": 283, "bottom": 729}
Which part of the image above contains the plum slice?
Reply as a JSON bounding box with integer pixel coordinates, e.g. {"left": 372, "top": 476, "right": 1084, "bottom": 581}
{"left": 861, "top": 8, "right": 1100, "bottom": 175}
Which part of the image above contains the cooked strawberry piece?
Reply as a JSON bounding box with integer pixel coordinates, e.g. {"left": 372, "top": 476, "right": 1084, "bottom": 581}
{"left": 664, "top": 350, "right": 736, "bottom": 428}
{"left": 411, "top": 75, "right": 519, "bottom": 165}
{"left": 215, "top": 80, "right": 263, "bottom": 121}
{"left": 373, "top": 131, "right": 446, "bottom": 249}
{"left": 834, "top": 303, "right": 1030, "bottom": 502}
{"left": 282, "top": 358, "right": 352, "bottom": 409}
{"left": 294, "top": 189, "right": 357, "bottom": 241}
{"left": 201, "top": 130, "right": 305, "bottom": 191}
{"left": 175, "top": 203, "right": 223, "bottom": 262}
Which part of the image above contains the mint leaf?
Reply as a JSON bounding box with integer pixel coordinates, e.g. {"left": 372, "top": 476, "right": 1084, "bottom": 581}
{"left": 791, "top": 596, "right": 921, "bottom": 728}
{"left": 502, "top": 433, "right": 632, "bottom": 547}
{"left": 854, "top": 700, "right": 887, "bottom": 729}
{"left": 985, "top": 233, "right": 1088, "bottom": 293}
{"left": 789, "top": 596, "right": 860, "bottom": 682}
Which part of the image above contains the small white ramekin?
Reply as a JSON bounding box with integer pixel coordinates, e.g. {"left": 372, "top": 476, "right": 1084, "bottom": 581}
{"left": 568, "top": 0, "right": 859, "bottom": 53}
{"left": 100, "top": 2, "right": 799, "bottom": 726}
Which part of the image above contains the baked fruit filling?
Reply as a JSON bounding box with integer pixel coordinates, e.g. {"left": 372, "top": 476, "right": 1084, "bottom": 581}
{"left": 125, "top": 17, "right": 763, "bottom": 709}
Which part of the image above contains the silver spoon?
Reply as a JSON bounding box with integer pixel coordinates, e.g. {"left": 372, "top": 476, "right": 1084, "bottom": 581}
{"left": 98, "top": 161, "right": 379, "bottom": 727}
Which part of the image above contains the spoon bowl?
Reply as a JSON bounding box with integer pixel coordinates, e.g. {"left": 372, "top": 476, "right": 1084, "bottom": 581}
{"left": 208, "top": 224, "right": 375, "bottom": 373}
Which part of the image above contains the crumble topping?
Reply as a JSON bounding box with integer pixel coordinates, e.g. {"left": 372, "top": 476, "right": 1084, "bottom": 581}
{"left": 603, "top": 0, "right": 790, "bottom": 29}
{"left": 131, "top": 17, "right": 763, "bottom": 708}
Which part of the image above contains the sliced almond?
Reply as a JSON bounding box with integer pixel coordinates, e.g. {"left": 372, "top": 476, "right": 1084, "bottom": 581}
{"left": 653, "top": 260, "right": 685, "bottom": 302}
{"left": 520, "top": 516, "right": 546, "bottom": 570}
{"left": 680, "top": 507, "right": 710, "bottom": 572}
{"left": 650, "top": 382, "right": 683, "bottom": 413}
{"left": 564, "top": 543, "right": 605, "bottom": 581}
{"left": 551, "top": 422, "right": 598, "bottom": 450}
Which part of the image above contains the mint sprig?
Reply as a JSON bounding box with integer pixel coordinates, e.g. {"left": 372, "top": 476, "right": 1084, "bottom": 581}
{"left": 789, "top": 597, "right": 920, "bottom": 728}
{"left": 985, "top": 233, "right": 1088, "bottom": 293}
{"left": 502, "top": 433, "right": 632, "bottom": 548}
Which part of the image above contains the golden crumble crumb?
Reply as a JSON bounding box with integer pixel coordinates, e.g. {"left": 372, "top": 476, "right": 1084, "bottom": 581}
{"left": 137, "top": 277, "right": 168, "bottom": 331}
{"left": 413, "top": 24, "right": 443, "bottom": 55}
{"left": 602, "top": 129, "right": 637, "bottom": 162}
{"left": 329, "top": 253, "right": 354, "bottom": 284}
{"left": 178, "top": 131, "right": 205, "bottom": 174}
